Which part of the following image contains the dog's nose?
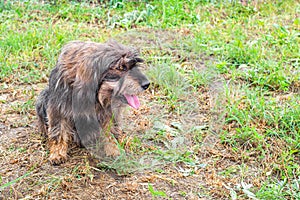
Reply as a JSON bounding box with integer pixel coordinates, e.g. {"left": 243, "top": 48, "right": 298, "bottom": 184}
{"left": 141, "top": 82, "right": 150, "bottom": 90}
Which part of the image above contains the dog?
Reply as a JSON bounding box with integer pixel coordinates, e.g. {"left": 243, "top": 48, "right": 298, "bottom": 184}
{"left": 36, "top": 40, "right": 150, "bottom": 165}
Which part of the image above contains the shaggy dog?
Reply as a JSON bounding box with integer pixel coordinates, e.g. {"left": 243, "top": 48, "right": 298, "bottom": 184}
{"left": 36, "top": 41, "right": 150, "bottom": 165}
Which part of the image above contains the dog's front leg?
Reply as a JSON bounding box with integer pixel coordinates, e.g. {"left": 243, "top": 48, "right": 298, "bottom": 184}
{"left": 101, "top": 118, "right": 120, "bottom": 157}
{"left": 111, "top": 106, "right": 125, "bottom": 142}
{"left": 111, "top": 125, "right": 125, "bottom": 143}
{"left": 47, "top": 113, "right": 72, "bottom": 165}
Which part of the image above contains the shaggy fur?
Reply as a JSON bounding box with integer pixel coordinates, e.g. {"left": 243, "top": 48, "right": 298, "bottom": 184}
{"left": 36, "top": 41, "right": 150, "bottom": 165}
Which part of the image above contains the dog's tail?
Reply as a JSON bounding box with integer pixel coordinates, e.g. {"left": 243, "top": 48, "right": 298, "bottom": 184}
{"left": 36, "top": 87, "right": 49, "bottom": 136}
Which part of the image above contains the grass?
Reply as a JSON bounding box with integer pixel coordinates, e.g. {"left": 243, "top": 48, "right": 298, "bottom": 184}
{"left": 0, "top": 0, "right": 299, "bottom": 199}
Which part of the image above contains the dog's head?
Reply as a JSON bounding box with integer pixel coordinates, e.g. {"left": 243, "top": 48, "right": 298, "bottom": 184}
{"left": 98, "top": 42, "right": 150, "bottom": 109}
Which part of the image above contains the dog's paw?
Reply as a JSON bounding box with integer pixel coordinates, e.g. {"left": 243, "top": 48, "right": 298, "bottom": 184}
{"left": 104, "top": 142, "right": 120, "bottom": 157}
{"left": 49, "top": 152, "right": 67, "bottom": 165}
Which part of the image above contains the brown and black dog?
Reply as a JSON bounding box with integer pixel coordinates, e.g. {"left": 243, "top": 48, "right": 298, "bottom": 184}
{"left": 36, "top": 41, "right": 150, "bottom": 165}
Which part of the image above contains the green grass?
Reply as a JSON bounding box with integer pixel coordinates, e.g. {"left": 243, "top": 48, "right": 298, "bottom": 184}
{"left": 0, "top": 0, "right": 299, "bottom": 199}
{"left": 148, "top": 183, "right": 167, "bottom": 198}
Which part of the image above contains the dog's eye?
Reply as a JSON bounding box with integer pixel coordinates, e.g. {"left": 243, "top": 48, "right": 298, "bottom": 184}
{"left": 119, "top": 65, "right": 127, "bottom": 71}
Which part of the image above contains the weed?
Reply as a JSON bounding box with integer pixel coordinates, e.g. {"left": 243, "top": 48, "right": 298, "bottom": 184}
{"left": 0, "top": 170, "right": 32, "bottom": 190}
{"left": 97, "top": 152, "right": 141, "bottom": 175}
{"left": 148, "top": 184, "right": 167, "bottom": 198}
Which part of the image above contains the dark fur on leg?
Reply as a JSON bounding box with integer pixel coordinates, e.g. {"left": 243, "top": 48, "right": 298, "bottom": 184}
{"left": 36, "top": 40, "right": 150, "bottom": 164}
{"left": 36, "top": 87, "right": 49, "bottom": 136}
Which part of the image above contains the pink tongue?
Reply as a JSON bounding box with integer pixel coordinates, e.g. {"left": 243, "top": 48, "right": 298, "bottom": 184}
{"left": 124, "top": 94, "right": 140, "bottom": 109}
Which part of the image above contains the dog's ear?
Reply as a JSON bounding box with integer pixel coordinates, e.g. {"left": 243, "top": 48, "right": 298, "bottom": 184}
{"left": 72, "top": 76, "right": 100, "bottom": 135}
{"left": 106, "top": 40, "right": 144, "bottom": 67}
{"left": 71, "top": 58, "right": 109, "bottom": 148}
{"left": 123, "top": 55, "right": 144, "bottom": 68}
